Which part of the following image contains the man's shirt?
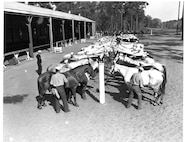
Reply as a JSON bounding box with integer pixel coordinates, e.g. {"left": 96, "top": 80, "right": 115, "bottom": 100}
{"left": 50, "top": 72, "right": 68, "bottom": 87}
{"left": 130, "top": 72, "right": 144, "bottom": 88}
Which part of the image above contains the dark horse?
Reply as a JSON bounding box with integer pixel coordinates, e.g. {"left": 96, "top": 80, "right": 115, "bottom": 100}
{"left": 63, "top": 64, "right": 96, "bottom": 106}
{"left": 37, "top": 63, "right": 96, "bottom": 110}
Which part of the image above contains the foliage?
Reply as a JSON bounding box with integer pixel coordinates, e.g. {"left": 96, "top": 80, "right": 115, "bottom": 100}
{"left": 27, "top": 1, "right": 182, "bottom": 33}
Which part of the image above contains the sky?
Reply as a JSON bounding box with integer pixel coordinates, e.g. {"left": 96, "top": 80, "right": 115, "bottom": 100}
{"left": 145, "top": 0, "right": 183, "bottom": 22}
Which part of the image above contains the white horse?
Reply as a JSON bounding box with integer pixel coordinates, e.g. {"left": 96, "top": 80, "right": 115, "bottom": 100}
{"left": 110, "top": 63, "right": 167, "bottom": 106}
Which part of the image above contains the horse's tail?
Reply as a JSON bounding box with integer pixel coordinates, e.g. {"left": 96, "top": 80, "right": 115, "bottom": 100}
{"left": 37, "top": 72, "right": 51, "bottom": 96}
{"left": 159, "top": 65, "right": 167, "bottom": 95}
{"left": 37, "top": 75, "right": 44, "bottom": 96}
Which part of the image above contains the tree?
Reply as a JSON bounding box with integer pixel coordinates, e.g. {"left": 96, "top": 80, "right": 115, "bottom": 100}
{"left": 27, "top": 1, "right": 150, "bottom": 33}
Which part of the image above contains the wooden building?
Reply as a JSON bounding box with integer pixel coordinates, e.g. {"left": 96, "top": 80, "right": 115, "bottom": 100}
{"left": 4, "top": 2, "right": 96, "bottom": 58}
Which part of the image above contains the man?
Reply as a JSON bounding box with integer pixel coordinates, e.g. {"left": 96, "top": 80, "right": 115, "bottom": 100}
{"left": 127, "top": 66, "right": 144, "bottom": 110}
{"left": 50, "top": 65, "right": 70, "bottom": 113}
{"left": 36, "top": 50, "right": 42, "bottom": 75}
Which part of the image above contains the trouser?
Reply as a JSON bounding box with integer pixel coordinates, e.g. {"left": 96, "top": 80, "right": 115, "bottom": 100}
{"left": 127, "top": 84, "right": 142, "bottom": 109}
{"left": 56, "top": 85, "right": 69, "bottom": 112}
{"left": 37, "top": 64, "right": 42, "bottom": 75}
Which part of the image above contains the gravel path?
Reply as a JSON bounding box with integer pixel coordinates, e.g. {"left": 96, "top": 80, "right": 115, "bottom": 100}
{"left": 3, "top": 35, "right": 183, "bottom": 142}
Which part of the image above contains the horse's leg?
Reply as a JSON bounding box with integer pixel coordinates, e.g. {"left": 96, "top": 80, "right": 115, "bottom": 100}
{"left": 54, "top": 95, "right": 61, "bottom": 113}
{"left": 154, "top": 91, "right": 164, "bottom": 106}
{"left": 81, "top": 83, "right": 87, "bottom": 100}
{"left": 133, "top": 85, "right": 142, "bottom": 109}
{"left": 66, "top": 88, "right": 73, "bottom": 104}
{"left": 126, "top": 82, "right": 132, "bottom": 94}
{"left": 127, "top": 88, "right": 134, "bottom": 108}
{"left": 37, "top": 88, "right": 47, "bottom": 109}
{"left": 41, "top": 85, "right": 48, "bottom": 107}
{"left": 71, "top": 87, "right": 79, "bottom": 107}
{"left": 160, "top": 93, "right": 164, "bottom": 105}
{"left": 137, "top": 94, "right": 142, "bottom": 110}
{"left": 153, "top": 88, "right": 162, "bottom": 106}
{"left": 37, "top": 94, "right": 46, "bottom": 109}
{"left": 36, "top": 95, "right": 43, "bottom": 109}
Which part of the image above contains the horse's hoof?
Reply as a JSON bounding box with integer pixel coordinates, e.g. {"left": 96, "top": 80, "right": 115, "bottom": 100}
{"left": 152, "top": 102, "right": 157, "bottom": 106}
{"left": 37, "top": 106, "right": 42, "bottom": 110}
{"left": 160, "top": 100, "right": 163, "bottom": 104}
{"left": 68, "top": 100, "right": 73, "bottom": 104}
{"left": 127, "top": 104, "right": 131, "bottom": 108}
{"left": 138, "top": 106, "right": 142, "bottom": 110}
{"left": 42, "top": 104, "right": 47, "bottom": 107}
{"left": 74, "top": 104, "right": 79, "bottom": 107}
{"left": 82, "top": 96, "right": 86, "bottom": 100}
{"left": 64, "top": 109, "right": 70, "bottom": 113}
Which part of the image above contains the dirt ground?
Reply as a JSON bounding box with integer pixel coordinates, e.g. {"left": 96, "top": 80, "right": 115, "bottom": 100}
{"left": 3, "top": 35, "right": 183, "bottom": 142}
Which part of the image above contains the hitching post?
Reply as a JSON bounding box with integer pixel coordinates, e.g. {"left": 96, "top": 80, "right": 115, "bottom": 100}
{"left": 99, "top": 62, "right": 105, "bottom": 104}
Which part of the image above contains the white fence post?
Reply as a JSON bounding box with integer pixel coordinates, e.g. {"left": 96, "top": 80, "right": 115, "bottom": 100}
{"left": 99, "top": 62, "right": 105, "bottom": 104}
{"left": 26, "top": 51, "right": 30, "bottom": 60}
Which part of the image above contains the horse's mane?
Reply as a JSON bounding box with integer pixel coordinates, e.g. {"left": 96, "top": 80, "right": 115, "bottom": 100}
{"left": 116, "top": 60, "right": 137, "bottom": 68}
{"left": 71, "top": 63, "right": 92, "bottom": 71}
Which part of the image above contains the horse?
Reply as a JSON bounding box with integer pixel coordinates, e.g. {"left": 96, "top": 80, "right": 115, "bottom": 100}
{"left": 37, "top": 63, "right": 96, "bottom": 110}
{"left": 109, "top": 62, "right": 167, "bottom": 106}
{"left": 63, "top": 64, "right": 96, "bottom": 107}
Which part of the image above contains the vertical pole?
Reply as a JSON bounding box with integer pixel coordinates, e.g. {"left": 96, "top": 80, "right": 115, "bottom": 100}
{"left": 78, "top": 21, "right": 81, "bottom": 41}
{"left": 84, "top": 21, "right": 86, "bottom": 39}
{"left": 131, "top": 14, "right": 133, "bottom": 31}
{"left": 62, "top": 20, "right": 65, "bottom": 41}
{"left": 88, "top": 23, "right": 90, "bottom": 36}
{"left": 136, "top": 14, "right": 138, "bottom": 32}
{"left": 121, "top": 12, "right": 123, "bottom": 31}
{"left": 182, "top": 1, "right": 184, "bottom": 40}
{"left": 177, "top": 1, "right": 180, "bottom": 35}
{"left": 26, "top": 16, "right": 34, "bottom": 58}
{"left": 99, "top": 62, "right": 105, "bottom": 104}
{"left": 72, "top": 20, "right": 75, "bottom": 43}
{"left": 49, "top": 17, "right": 53, "bottom": 52}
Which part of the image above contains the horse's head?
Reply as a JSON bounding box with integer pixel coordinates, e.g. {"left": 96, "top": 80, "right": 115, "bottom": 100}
{"left": 84, "top": 65, "right": 96, "bottom": 79}
{"left": 88, "top": 57, "right": 99, "bottom": 71}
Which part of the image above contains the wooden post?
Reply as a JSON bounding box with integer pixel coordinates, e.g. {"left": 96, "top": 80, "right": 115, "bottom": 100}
{"left": 48, "top": 17, "right": 54, "bottom": 52}
{"left": 177, "top": 1, "right": 180, "bottom": 35}
{"left": 62, "top": 20, "right": 65, "bottom": 41}
{"left": 150, "top": 29, "right": 153, "bottom": 35}
{"left": 78, "top": 21, "right": 81, "bottom": 41}
{"left": 99, "top": 62, "right": 105, "bottom": 104}
{"left": 26, "top": 16, "right": 34, "bottom": 58}
{"left": 72, "top": 20, "right": 75, "bottom": 43}
{"left": 182, "top": 1, "right": 184, "bottom": 40}
{"left": 84, "top": 21, "right": 86, "bottom": 39}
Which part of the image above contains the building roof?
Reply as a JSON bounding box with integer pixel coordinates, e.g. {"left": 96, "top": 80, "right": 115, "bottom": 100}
{"left": 4, "top": 2, "right": 95, "bottom": 23}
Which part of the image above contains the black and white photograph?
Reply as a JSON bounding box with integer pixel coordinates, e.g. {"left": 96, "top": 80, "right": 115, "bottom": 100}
{"left": 3, "top": 1, "right": 183, "bottom": 142}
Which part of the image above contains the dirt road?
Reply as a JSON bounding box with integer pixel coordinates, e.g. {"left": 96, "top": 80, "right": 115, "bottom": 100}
{"left": 3, "top": 35, "right": 183, "bottom": 142}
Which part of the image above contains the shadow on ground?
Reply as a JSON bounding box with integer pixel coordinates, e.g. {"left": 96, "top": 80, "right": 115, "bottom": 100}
{"left": 3, "top": 94, "right": 29, "bottom": 104}
{"left": 145, "top": 43, "right": 183, "bottom": 63}
{"left": 104, "top": 74, "right": 158, "bottom": 108}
